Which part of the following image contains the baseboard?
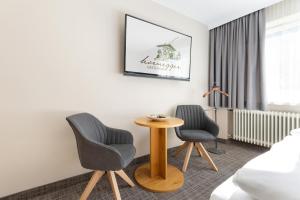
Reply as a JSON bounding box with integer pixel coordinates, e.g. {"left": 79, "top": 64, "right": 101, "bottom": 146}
{"left": 3, "top": 172, "right": 94, "bottom": 200}
{"left": 217, "top": 138, "right": 229, "bottom": 143}
{"left": 228, "top": 138, "right": 270, "bottom": 150}
{"left": 2, "top": 141, "right": 238, "bottom": 200}
{"left": 2, "top": 147, "right": 171, "bottom": 200}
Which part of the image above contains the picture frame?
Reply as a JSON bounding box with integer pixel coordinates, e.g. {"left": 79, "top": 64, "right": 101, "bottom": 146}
{"left": 124, "top": 14, "right": 192, "bottom": 81}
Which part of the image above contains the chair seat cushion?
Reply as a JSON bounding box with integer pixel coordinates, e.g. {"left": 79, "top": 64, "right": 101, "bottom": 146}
{"left": 180, "top": 129, "right": 216, "bottom": 142}
{"left": 109, "top": 144, "right": 136, "bottom": 168}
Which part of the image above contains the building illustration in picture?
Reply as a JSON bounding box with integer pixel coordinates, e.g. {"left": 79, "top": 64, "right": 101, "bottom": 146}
{"left": 155, "top": 37, "right": 181, "bottom": 61}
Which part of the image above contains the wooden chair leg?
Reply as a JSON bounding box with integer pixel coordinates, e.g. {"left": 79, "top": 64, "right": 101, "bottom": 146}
{"left": 174, "top": 142, "right": 188, "bottom": 157}
{"left": 196, "top": 143, "right": 218, "bottom": 172}
{"left": 80, "top": 170, "right": 105, "bottom": 200}
{"left": 182, "top": 142, "right": 194, "bottom": 172}
{"left": 115, "top": 170, "right": 135, "bottom": 187}
{"left": 194, "top": 142, "right": 203, "bottom": 157}
{"left": 107, "top": 171, "right": 121, "bottom": 200}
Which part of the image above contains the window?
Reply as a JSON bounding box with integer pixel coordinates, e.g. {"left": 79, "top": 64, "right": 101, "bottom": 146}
{"left": 265, "top": 13, "right": 300, "bottom": 106}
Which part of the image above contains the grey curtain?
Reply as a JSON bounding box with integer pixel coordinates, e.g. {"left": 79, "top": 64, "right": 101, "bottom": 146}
{"left": 209, "top": 9, "right": 265, "bottom": 110}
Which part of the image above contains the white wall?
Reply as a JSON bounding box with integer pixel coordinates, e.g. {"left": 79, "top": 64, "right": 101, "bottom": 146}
{"left": 0, "top": 0, "right": 209, "bottom": 197}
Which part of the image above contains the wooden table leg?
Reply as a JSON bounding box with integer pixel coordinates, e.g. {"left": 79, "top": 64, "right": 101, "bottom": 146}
{"left": 134, "top": 126, "right": 184, "bottom": 192}
{"left": 150, "top": 127, "right": 167, "bottom": 179}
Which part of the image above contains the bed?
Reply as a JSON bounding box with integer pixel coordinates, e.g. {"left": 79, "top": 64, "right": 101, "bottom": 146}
{"left": 210, "top": 176, "right": 253, "bottom": 200}
{"left": 210, "top": 128, "right": 300, "bottom": 200}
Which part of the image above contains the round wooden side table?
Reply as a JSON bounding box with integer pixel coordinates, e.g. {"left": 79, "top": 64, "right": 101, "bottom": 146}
{"left": 134, "top": 117, "right": 184, "bottom": 192}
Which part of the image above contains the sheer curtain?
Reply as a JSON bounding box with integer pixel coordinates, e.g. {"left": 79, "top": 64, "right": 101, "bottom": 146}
{"left": 265, "top": 0, "right": 300, "bottom": 106}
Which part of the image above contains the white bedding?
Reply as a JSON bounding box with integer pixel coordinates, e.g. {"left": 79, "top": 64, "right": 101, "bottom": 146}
{"left": 210, "top": 128, "right": 300, "bottom": 200}
{"left": 210, "top": 176, "right": 254, "bottom": 200}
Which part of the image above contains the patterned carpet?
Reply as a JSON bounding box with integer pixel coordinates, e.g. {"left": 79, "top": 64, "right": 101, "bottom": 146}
{"left": 10, "top": 141, "right": 267, "bottom": 200}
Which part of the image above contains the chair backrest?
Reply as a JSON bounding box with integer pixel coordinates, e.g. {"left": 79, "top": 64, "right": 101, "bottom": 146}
{"left": 176, "top": 105, "right": 207, "bottom": 130}
{"left": 66, "top": 113, "right": 107, "bottom": 144}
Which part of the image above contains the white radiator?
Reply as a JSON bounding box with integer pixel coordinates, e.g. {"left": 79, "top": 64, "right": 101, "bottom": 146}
{"left": 233, "top": 109, "right": 300, "bottom": 147}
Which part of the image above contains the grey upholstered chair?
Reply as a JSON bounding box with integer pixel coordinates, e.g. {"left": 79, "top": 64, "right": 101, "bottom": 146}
{"left": 66, "top": 113, "right": 136, "bottom": 200}
{"left": 175, "top": 105, "right": 219, "bottom": 172}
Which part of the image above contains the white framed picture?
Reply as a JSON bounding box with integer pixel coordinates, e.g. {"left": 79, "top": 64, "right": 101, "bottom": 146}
{"left": 124, "top": 14, "right": 192, "bottom": 81}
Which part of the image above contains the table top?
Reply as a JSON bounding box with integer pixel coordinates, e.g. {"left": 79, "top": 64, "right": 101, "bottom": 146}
{"left": 135, "top": 117, "right": 184, "bottom": 128}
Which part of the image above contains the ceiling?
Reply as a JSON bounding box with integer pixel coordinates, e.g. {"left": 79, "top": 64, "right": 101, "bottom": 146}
{"left": 152, "top": 0, "right": 283, "bottom": 29}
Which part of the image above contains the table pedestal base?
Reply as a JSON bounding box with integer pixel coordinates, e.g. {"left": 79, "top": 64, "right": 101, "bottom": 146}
{"left": 134, "top": 163, "right": 184, "bottom": 192}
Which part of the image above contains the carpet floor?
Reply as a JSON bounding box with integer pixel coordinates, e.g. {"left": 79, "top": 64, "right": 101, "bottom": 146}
{"left": 19, "top": 142, "right": 267, "bottom": 200}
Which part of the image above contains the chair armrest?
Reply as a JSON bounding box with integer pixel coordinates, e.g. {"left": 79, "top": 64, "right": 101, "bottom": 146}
{"left": 76, "top": 136, "right": 124, "bottom": 170}
{"left": 106, "top": 126, "right": 133, "bottom": 145}
{"left": 205, "top": 118, "right": 219, "bottom": 137}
